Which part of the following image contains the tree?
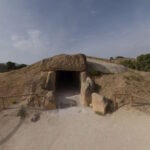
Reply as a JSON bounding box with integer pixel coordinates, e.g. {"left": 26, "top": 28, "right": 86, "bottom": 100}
{"left": 6, "top": 61, "right": 16, "bottom": 71}
{"left": 136, "top": 54, "right": 150, "bottom": 71}
{"left": 121, "top": 53, "right": 150, "bottom": 72}
{"left": 15, "top": 64, "right": 27, "bottom": 69}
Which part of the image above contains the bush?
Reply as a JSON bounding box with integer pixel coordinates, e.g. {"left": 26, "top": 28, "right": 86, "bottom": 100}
{"left": 88, "top": 69, "right": 102, "bottom": 76}
{"left": 5, "top": 61, "right": 27, "bottom": 71}
{"left": 121, "top": 59, "right": 136, "bottom": 69}
{"left": 15, "top": 64, "right": 27, "bottom": 69}
{"left": 136, "top": 54, "right": 150, "bottom": 71}
{"left": 116, "top": 56, "right": 125, "bottom": 59}
{"left": 109, "top": 57, "right": 114, "bottom": 61}
{"left": 12, "top": 100, "right": 17, "bottom": 104}
{"left": 17, "top": 106, "right": 27, "bottom": 119}
{"left": 121, "top": 53, "right": 150, "bottom": 72}
{"left": 6, "top": 61, "right": 16, "bottom": 71}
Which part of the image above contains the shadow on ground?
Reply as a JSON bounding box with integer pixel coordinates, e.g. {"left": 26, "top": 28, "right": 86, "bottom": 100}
{"left": 0, "top": 119, "right": 24, "bottom": 146}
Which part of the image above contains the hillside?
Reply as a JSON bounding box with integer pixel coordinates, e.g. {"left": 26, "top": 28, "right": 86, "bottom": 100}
{"left": 94, "top": 70, "right": 150, "bottom": 99}
{"left": 0, "top": 56, "right": 150, "bottom": 110}
{"left": 0, "top": 61, "right": 42, "bottom": 106}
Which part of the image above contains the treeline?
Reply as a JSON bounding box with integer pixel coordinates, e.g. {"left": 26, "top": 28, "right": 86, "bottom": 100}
{"left": 0, "top": 61, "right": 27, "bottom": 72}
{"left": 121, "top": 54, "right": 150, "bottom": 72}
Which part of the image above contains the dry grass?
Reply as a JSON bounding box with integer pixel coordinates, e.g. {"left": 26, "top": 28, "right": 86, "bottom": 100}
{"left": 0, "top": 62, "right": 42, "bottom": 107}
{"left": 93, "top": 70, "right": 150, "bottom": 112}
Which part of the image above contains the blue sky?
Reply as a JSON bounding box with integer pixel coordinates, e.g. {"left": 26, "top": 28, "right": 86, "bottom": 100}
{"left": 0, "top": 0, "right": 150, "bottom": 64}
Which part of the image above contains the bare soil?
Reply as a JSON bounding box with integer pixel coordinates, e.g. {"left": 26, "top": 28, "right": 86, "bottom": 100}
{"left": 1, "top": 104, "right": 150, "bottom": 150}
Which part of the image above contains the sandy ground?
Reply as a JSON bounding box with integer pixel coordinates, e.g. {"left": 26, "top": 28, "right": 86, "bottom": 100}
{"left": 1, "top": 92, "right": 150, "bottom": 150}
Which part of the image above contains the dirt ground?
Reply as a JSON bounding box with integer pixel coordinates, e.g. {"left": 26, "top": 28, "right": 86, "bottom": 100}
{"left": 0, "top": 57, "right": 150, "bottom": 150}
{"left": 1, "top": 100, "right": 150, "bottom": 150}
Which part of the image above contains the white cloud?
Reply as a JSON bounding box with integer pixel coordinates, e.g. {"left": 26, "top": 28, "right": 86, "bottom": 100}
{"left": 11, "top": 29, "right": 50, "bottom": 54}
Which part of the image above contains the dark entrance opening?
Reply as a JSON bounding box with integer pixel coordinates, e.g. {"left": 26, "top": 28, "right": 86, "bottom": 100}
{"left": 56, "top": 71, "right": 80, "bottom": 91}
{"left": 56, "top": 71, "right": 80, "bottom": 108}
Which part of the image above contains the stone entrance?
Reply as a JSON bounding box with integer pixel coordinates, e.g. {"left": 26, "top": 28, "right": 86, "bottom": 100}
{"left": 28, "top": 54, "right": 95, "bottom": 109}
{"left": 55, "top": 71, "right": 80, "bottom": 108}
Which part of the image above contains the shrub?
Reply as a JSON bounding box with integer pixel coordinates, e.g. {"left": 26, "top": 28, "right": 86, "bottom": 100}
{"left": 136, "top": 54, "right": 150, "bottom": 71}
{"left": 121, "top": 53, "right": 150, "bottom": 72}
{"left": 12, "top": 100, "right": 17, "bottom": 104}
{"left": 88, "top": 69, "right": 102, "bottom": 76}
{"left": 109, "top": 57, "right": 114, "bottom": 61}
{"left": 15, "top": 64, "right": 27, "bottom": 69}
{"left": 17, "top": 106, "right": 27, "bottom": 119}
{"left": 5, "top": 61, "right": 27, "bottom": 71}
{"left": 116, "top": 56, "right": 125, "bottom": 59}
{"left": 121, "top": 59, "right": 136, "bottom": 69}
{"left": 6, "top": 61, "right": 16, "bottom": 71}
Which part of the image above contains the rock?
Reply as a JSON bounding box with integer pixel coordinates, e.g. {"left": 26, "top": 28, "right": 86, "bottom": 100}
{"left": 80, "top": 88, "right": 88, "bottom": 106}
{"left": 40, "top": 54, "right": 86, "bottom": 71}
{"left": 40, "top": 71, "right": 56, "bottom": 90}
{"left": 27, "top": 94, "right": 35, "bottom": 107}
{"left": 45, "top": 91, "right": 54, "bottom": 104}
{"left": 44, "top": 91, "right": 56, "bottom": 109}
{"left": 89, "top": 103, "right": 92, "bottom": 108}
{"left": 87, "top": 57, "right": 128, "bottom": 74}
{"left": 45, "top": 103, "right": 56, "bottom": 110}
{"left": 80, "top": 72, "right": 87, "bottom": 83}
{"left": 40, "top": 71, "right": 48, "bottom": 89}
{"left": 80, "top": 77, "right": 94, "bottom": 106}
{"left": 45, "top": 71, "right": 56, "bottom": 90}
{"left": 86, "top": 77, "right": 94, "bottom": 90}
{"left": 31, "top": 113, "right": 40, "bottom": 122}
{"left": 27, "top": 94, "right": 41, "bottom": 107}
{"left": 92, "top": 93, "right": 108, "bottom": 115}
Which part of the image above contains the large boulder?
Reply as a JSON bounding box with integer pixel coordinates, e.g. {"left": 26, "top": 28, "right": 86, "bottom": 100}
{"left": 87, "top": 57, "right": 128, "bottom": 74}
{"left": 40, "top": 54, "right": 86, "bottom": 71}
{"left": 92, "top": 93, "right": 108, "bottom": 115}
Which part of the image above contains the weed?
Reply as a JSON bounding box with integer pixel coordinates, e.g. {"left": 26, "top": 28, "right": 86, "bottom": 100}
{"left": 17, "top": 106, "right": 26, "bottom": 119}
{"left": 12, "top": 100, "right": 17, "bottom": 104}
{"left": 88, "top": 69, "right": 102, "bottom": 77}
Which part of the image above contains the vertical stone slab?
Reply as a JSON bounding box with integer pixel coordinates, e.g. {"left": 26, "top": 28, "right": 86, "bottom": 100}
{"left": 81, "top": 82, "right": 92, "bottom": 106}
{"left": 40, "top": 71, "right": 48, "bottom": 89}
{"left": 80, "top": 71, "right": 87, "bottom": 83}
{"left": 80, "top": 73, "right": 94, "bottom": 106}
{"left": 80, "top": 72, "right": 88, "bottom": 106}
{"left": 44, "top": 91, "right": 56, "bottom": 109}
{"left": 45, "top": 71, "right": 56, "bottom": 91}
